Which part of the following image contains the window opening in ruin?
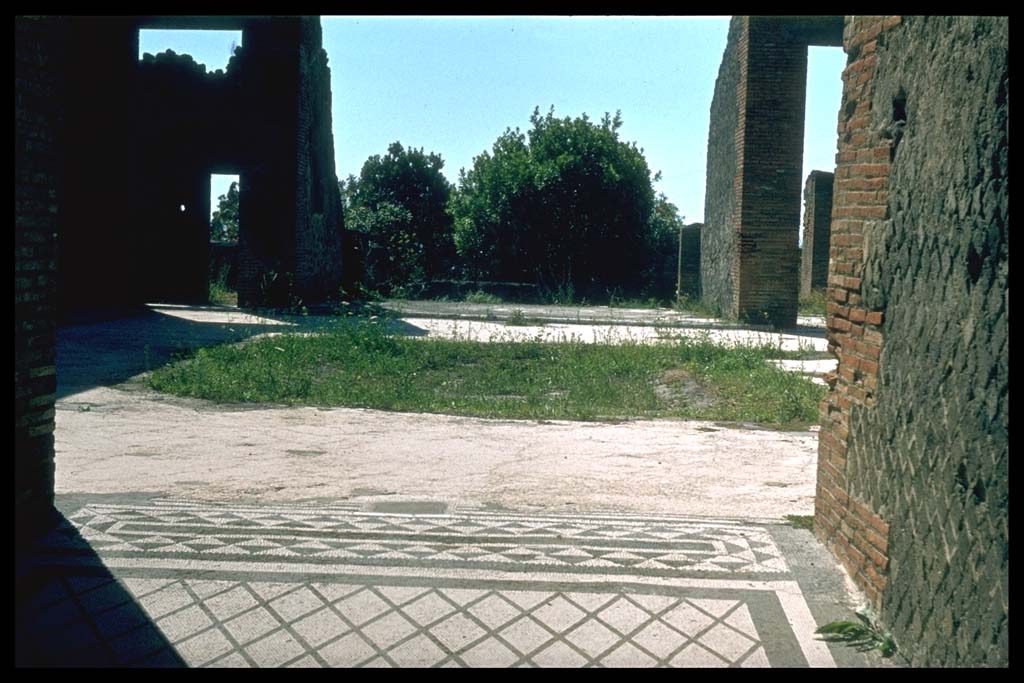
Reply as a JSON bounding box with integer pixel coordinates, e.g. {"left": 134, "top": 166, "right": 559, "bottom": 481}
{"left": 799, "top": 47, "right": 845, "bottom": 247}
{"left": 138, "top": 29, "right": 242, "bottom": 71}
{"left": 210, "top": 174, "right": 240, "bottom": 306}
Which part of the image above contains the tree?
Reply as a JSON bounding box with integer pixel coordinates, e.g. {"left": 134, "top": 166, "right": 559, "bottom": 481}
{"left": 341, "top": 142, "right": 455, "bottom": 291}
{"left": 647, "top": 193, "right": 685, "bottom": 256}
{"left": 448, "top": 107, "right": 658, "bottom": 298}
{"left": 210, "top": 181, "right": 239, "bottom": 242}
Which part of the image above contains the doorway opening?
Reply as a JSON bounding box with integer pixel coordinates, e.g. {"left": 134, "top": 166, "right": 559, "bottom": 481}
{"left": 209, "top": 174, "right": 241, "bottom": 306}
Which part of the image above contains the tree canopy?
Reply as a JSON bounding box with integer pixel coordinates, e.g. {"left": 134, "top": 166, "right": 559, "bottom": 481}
{"left": 210, "top": 181, "right": 239, "bottom": 242}
{"left": 448, "top": 107, "right": 659, "bottom": 297}
{"left": 342, "top": 142, "right": 455, "bottom": 291}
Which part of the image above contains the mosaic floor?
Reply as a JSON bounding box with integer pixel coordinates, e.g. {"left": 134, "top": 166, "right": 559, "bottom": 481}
{"left": 17, "top": 500, "right": 836, "bottom": 668}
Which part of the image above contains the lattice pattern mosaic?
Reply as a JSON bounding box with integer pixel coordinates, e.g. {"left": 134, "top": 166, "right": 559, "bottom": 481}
{"left": 18, "top": 501, "right": 831, "bottom": 668}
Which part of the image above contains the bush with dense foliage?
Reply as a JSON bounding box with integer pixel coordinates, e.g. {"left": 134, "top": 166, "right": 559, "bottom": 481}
{"left": 449, "top": 107, "right": 665, "bottom": 299}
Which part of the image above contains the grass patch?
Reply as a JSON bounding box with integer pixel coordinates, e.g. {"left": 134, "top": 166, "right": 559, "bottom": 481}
{"left": 150, "top": 319, "right": 825, "bottom": 427}
{"left": 208, "top": 264, "right": 238, "bottom": 306}
{"left": 799, "top": 289, "right": 828, "bottom": 317}
{"left": 783, "top": 514, "right": 815, "bottom": 531}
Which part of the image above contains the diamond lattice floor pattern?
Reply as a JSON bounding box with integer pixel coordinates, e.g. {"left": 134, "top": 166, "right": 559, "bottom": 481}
{"left": 17, "top": 501, "right": 835, "bottom": 667}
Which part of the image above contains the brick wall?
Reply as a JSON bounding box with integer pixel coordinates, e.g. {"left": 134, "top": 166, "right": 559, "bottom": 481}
{"left": 800, "top": 170, "right": 834, "bottom": 295}
{"left": 15, "top": 16, "right": 65, "bottom": 541}
{"left": 814, "top": 16, "right": 1008, "bottom": 666}
{"left": 732, "top": 17, "right": 807, "bottom": 327}
{"left": 703, "top": 17, "right": 842, "bottom": 326}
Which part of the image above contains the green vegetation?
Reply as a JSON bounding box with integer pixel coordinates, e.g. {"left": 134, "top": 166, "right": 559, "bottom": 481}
{"left": 341, "top": 142, "right": 456, "bottom": 293}
{"left": 149, "top": 319, "right": 825, "bottom": 427}
{"left": 816, "top": 612, "right": 897, "bottom": 658}
{"left": 208, "top": 264, "right": 237, "bottom": 307}
{"left": 799, "top": 288, "right": 828, "bottom": 317}
{"left": 210, "top": 181, "right": 239, "bottom": 242}
{"left": 674, "top": 294, "right": 723, "bottom": 319}
{"left": 449, "top": 107, "right": 669, "bottom": 299}
{"left": 783, "top": 514, "right": 815, "bottom": 531}
{"left": 463, "top": 290, "right": 503, "bottom": 304}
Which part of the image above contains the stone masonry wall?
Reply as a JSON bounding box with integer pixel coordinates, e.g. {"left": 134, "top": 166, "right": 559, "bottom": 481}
{"left": 293, "top": 17, "right": 345, "bottom": 305}
{"left": 701, "top": 18, "right": 742, "bottom": 316}
{"left": 814, "top": 16, "right": 1008, "bottom": 667}
{"left": 800, "top": 170, "right": 834, "bottom": 295}
{"left": 15, "top": 16, "right": 65, "bottom": 541}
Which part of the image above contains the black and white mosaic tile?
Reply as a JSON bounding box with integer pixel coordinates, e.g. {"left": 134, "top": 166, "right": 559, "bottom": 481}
{"left": 18, "top": 500, "right": 834, "bottom": 668}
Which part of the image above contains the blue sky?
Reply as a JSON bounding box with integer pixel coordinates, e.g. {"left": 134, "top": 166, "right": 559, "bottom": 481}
{"left": 139, "top": 18, "right": 846, "bottom": 226}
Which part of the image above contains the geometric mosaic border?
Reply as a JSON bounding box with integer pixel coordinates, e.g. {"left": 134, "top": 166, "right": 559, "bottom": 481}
{"left": 20, "top": 502, "right": 835, "bottom": 668}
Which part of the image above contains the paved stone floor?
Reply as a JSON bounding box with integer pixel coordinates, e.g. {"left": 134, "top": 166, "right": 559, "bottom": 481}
{"left": 16, "top": 497, "right": 896, "bottom": 668}
{"left": 18, "top": 304, "right": 895, "bottom": 668}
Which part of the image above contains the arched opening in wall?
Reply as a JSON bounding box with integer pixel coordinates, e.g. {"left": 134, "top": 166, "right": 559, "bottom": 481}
{"left": 798, "top": 46, "right": 845, "bottom": 308}
{"left": 209, "top": 173, "right": 240, "bottom": 306}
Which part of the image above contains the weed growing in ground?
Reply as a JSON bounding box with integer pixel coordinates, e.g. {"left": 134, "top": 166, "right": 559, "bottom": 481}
{"left": 464, "top": 290, "right": 503, "bottom": 304}
{"left": 674, "top": 294, "right": 721, "bottom": 318}
{"left": 506, "top": 309, "right": 530, "bottom": 326}
{"left": 208, "top": 264, "right": 237, "bottom": 307}
{"left": 783, "top": 514, "right": 815, "bottom": 531}
{"left": 799, "top": 289, "right": 828, "bottom": 317}
{"left": 816, "top": 611, "right": 897, "bottom": 658}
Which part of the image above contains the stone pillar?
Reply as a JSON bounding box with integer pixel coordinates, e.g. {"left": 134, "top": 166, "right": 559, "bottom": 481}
{"left": 703, "top": 16, "right": 843, "bottom": 327}
{"left": 800, "top": 170, "right": 834, "bottom": 295}
{"left": 732, "top": 17, "right": 807, "bottom": 327}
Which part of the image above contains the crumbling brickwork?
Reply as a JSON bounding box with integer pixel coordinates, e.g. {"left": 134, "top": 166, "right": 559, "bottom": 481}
{"left": 814, "top": 16, "right": 1008, "bottom": 667}
{"left": 800, "top": 170, "right": 834, "bottom": 295}
{"left": 703, "top": 16, "right": 842, "bottom": 326}
{"left": 15, "top": 16, "right": 65, "bottom": 542}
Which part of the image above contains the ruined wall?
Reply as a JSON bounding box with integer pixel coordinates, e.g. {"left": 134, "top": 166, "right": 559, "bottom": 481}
{"left": 800, "top": 170, "right": 834, "bottom": 295}
{"left": 293, "top": 17, "right": 345, "bottom": 304}
{"left": 732, "top": 17, "right": 807, "bottom": 326}
{"left": 814, "top": 16, "right": 1008, "bottom": 667}
{"left": 54, "top": 16, "right": 344, "bottom": 312}
{"left": 701, "top": 18, "right": 742, "bottom": 316}
{"left": 15, "top": 16, "right": 65, "bottom": 541}
{"left": 703, "top": 17, "right": 841, "bottom": 326}
{"left": 135, "top": 51, "right": 228, "bottom": 303}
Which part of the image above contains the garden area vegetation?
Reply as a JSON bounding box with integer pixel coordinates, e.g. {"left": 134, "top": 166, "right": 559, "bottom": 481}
{"left": 150, "top": 318, "right": 826, "bottom": 428}
{"left": 340, "top": 107, "right": 684, "bottom": 303}
{"left": 187, "top": 107, "right": 826, "bottom": 427}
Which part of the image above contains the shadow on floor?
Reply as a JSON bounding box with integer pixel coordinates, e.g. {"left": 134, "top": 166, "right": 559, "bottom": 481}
{"left": 16, "top": 510, "right": 186, "bottom": 668}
